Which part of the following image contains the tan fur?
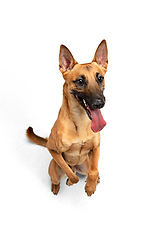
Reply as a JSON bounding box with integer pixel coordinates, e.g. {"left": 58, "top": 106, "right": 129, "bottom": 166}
{"left": 26, "top": 40, "right": 108, "bottom": 196}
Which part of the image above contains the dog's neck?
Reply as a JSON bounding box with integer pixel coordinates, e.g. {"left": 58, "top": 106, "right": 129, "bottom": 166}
{"left": 62, "top": 83, "right": 91, "bottom": 134}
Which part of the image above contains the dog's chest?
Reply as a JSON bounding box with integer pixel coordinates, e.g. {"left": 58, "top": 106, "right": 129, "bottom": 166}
{"left": 63, "top": 136, "right": 94, "bottom": 166}
{"left": 69, "top": 138, "right": 93, "bottom": 154}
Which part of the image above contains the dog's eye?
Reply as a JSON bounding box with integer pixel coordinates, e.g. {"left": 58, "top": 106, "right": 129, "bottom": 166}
{"left": 96, "top": 73, "right": 104, "bottom": 84}
{"left": 74, "top": 76, "right": 87, "bottom": 88}
{"left": 77, "top": 79, "right": 85, "bottom": 86}
{"left": 98, "top": 76, "right": 104, "bottom": 82}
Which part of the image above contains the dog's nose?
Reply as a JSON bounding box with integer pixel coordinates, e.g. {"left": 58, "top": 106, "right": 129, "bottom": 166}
{"left": 92, "top": 97, "right": 105, "bottom": 109}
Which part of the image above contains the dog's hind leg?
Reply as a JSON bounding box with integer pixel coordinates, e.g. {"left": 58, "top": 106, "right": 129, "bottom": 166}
{"left": 48, "top": 159, "right": 66, "bottom": 195}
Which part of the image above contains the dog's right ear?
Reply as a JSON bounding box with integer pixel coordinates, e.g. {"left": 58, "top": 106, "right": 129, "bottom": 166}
{"left": 59, "top": 45, "right": 77, "bottom": 74}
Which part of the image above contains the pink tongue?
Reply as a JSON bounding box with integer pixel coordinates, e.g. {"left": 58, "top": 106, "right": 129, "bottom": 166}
{"left": 90, "top": 109, "right": 106, "bottom": 133}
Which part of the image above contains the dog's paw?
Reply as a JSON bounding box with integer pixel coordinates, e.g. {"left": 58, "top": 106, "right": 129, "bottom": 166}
{"left": 85, "top": 171, "right": 100, "bottom": 196}
{"left": 51, "top": 183, "right": 60, "bottom": 195}
{"left": 66, "top": 178, "right": 74, "bottom": 186}
{"left": 85, "top": 178, "right": 97, "bottom": 196}
{"left": 66, "top": 175, "right": 79, "bottom": 186}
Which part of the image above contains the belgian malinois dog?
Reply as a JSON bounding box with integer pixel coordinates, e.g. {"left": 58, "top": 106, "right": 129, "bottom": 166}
{"left": 26, "top": 39, "right": 108, "bottom": 196}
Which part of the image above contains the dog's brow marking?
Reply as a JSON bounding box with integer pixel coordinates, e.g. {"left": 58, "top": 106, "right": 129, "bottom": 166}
{"left": 86, "top": 65, "right": 92, "bottom": 71}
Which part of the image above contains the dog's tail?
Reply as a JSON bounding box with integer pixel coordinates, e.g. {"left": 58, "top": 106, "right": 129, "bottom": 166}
{"left": 26, "top": 127, "right": 47, "bottom": 148}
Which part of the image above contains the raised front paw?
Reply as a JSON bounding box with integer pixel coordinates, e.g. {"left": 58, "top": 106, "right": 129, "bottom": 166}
{"left": 66, "top": 175, "right": 79, "bottom": 186}
{"left": 66, "top": 178, "right": 74, "bottom": 186}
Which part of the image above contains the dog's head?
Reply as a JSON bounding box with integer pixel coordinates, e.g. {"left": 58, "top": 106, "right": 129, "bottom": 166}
{"left": 59, "top": 40, "right": 108, "bottom": 132}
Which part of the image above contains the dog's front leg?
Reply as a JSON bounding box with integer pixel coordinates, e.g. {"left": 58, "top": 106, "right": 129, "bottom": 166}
{"left": 48, "top": 149, "right": 79, "bottom": 184}
{"left": 85, "top": 147, "right": 100, "bottom": 196}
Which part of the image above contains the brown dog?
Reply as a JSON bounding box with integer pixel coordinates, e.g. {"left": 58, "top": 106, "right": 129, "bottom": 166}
{"left": 26, "top": 40, "right": 108, "bottom": 196}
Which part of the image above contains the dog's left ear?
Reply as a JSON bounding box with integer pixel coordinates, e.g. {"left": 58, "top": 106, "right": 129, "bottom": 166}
{"left": 92, "top": 39, "right": 108, "bottom": 70}
{"left": 59, "top": 45, "right": 77, "bottom": 74}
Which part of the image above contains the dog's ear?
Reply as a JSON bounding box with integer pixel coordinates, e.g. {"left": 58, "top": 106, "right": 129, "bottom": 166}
{"left": 92, "top": 40, "right": 108, "bottom": 70}
{"left": 59, "top": 45, "right": 77, "bottom": 74}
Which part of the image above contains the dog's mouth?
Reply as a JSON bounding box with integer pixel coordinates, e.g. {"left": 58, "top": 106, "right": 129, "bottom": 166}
{"left": 75, "top": 95, "right": 92, "bottom": 120}
{"left": 74, "top": 95, "right": 106, "bottom": 133}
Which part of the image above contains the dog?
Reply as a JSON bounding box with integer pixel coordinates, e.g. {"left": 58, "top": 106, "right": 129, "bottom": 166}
{"left": 26, "top": 39, "right": 108, "bottom": 196}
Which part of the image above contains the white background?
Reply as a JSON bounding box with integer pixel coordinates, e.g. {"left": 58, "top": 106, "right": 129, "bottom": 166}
{"left": 0, "top": 0, "right": 160, "bottom": 239}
